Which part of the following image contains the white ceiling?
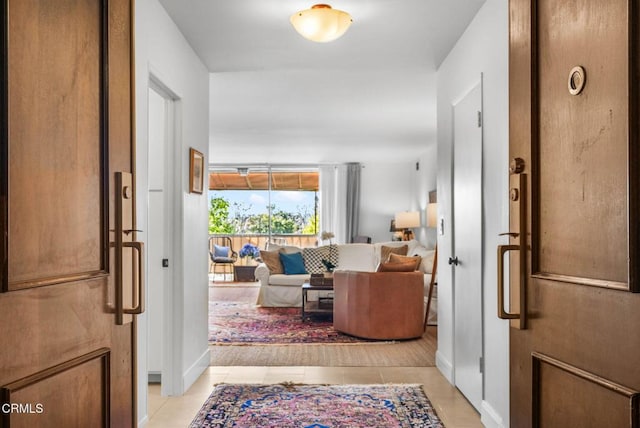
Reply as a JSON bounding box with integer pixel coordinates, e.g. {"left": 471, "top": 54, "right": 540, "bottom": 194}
{"left": 158, "top": 0, "right": 486, "bottom": 164}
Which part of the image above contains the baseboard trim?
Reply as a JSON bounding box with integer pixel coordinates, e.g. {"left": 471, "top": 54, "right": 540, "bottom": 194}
{"left": 183, "top": 348, "right": 211, "bottom": 393}
{"left": 435, "top": 350, "right": 454, "bottom": 384}
{"left": 481, "top": 400, "right": 506, "bottom": 428}
{"left": 138, "top": 415, "right": 149, "bottom": 428}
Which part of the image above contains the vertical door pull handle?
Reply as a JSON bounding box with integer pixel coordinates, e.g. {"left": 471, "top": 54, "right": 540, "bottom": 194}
{"left": 123, "top": 241, "right": 144, "bottom": 315}
{"left": 497, "top": 244, "right": 520, "bottom": 320}
{"left": 497, "top": 170, "right": 527, "bottom": 329}
{"left": 114, "top": 171, "right": 145, "bottom": 324}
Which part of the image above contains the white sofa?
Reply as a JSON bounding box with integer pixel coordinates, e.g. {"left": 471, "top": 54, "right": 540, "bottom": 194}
{"left": 255, "top": 240, "right": 437, "bottom": 324}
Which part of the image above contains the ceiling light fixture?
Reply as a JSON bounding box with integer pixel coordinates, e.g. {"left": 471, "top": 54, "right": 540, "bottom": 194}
{"left": 290, "top": 4, "right": 353, "bottom": 43}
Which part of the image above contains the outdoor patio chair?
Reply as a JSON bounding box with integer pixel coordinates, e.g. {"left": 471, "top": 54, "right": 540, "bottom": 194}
{"left": 209, "top": 236, "right": 238, "bottom": 281}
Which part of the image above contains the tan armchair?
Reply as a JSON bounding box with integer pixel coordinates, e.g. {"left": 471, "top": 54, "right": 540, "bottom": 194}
{"left": 333, "top": 271, "right": 424, "bottom": 340}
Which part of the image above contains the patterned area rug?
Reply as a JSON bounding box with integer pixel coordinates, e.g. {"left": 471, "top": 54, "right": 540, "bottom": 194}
{"left": 209, "top": 301, "right": 374, "bottom": 344}
{"left": 190, "top": 383, "right": 444, "bottom": 428}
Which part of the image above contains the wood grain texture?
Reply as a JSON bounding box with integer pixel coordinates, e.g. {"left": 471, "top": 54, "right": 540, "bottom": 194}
{"left": 0, "top": 0, "right": 136, "bottom": 425}
{"left": 509, "top": 0, "right": 640, "bottom": 426}
{"left": 533, "top": 353, "right": 639, "bottom": 427}
{"left": 7, "top": 0, "right": 105, "bottom": 288}
{"left": 2, "top": 349, "right": 110, "bottom": 428}
{"left": 536, "top": 0, "right": 628, "bottom": 285}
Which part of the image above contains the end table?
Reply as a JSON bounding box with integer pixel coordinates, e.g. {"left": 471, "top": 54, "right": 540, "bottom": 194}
{"left": 234, "top": 265, "right": 257, "bottom": 282}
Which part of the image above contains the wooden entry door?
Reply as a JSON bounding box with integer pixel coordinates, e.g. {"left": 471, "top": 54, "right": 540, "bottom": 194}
{"left": 506, "top": 0, "right": 640, "bottom": 426}
{"left": 0, "top": 0, "right": 139, "bottom": 426}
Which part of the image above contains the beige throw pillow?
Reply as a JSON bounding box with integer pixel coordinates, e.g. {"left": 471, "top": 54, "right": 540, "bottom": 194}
{"left": 259, "top": 250, "right": 284, "bottom": 274}
{"left": 376, "top": 260, "right": 417, "bottom": 272}
{"left": 389, "top": 253, "right": 422, "bottom": 271}
{"left": 380, "top": 244, "right": 408, "bottom": 263}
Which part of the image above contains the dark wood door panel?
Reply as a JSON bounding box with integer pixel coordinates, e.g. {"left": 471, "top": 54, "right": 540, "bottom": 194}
{"left": 1, "top": 349, "right": 110, "bottom": 428}
{"left": 6, "top": 0, "right": 107, "bottom": 290}
{"left": 0, "top": 280, "right": 111, "bottom": 384}
{"left": 509, "top": 0, "right": 640, "bottom": 426}
{"left": 536, "top": 0, "right": 629, "bottom": 286}
{"left": 0, "top": 0, "right": 136, "bottom": 425}
{"left": 533, "top": 353, "right": 639, "bottom": 428}
{"left": 529, "top": 280, "right": 640, "bottom": 391}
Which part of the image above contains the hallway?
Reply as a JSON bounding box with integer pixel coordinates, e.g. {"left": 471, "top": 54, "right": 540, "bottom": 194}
{"left": 146, "top": 366, "right": 482, "bottom": 427}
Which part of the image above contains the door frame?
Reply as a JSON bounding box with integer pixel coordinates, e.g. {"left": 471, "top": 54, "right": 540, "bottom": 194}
{"left": 138, "top": 71, "right": 184, "bottom": 402}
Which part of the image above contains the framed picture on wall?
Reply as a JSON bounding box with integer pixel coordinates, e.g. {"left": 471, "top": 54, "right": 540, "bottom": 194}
{"left": 189, "top": 148, "right": 204, "bottom": 194}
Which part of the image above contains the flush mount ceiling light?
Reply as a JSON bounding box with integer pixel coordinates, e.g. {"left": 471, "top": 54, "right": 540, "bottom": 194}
{"left": 290, "top": 4, "right": 353, "bottom": 43}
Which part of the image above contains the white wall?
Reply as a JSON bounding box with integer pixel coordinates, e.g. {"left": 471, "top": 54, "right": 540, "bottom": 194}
{"left": 436, "top": 0, "right": 510, "bottom": 427}
{"left": 359, "top": 157, "right": 437, "bottom": 246}
{"left": 359, "top": 162, "right": 416, "bottom": 243}
{"left": 135, "top": 0, "right": 210, "bottom": 425}
{"left": 415, "top": 145, "right": 438, "bottom": 249}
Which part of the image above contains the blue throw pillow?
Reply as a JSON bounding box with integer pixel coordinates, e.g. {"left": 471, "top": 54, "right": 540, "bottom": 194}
{"left": 214, "top": 244, "right": 229, "bottom": 258}
{"left": 279, "top": 252, "right": 307, "bottom": 275}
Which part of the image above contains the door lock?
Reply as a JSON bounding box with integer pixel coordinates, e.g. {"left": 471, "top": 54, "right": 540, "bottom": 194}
{"left": 448, "top": 256, "right": 459, "bottom": 266}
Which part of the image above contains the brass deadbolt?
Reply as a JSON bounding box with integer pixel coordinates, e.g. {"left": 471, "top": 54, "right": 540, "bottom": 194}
{"left": 122, "top": 186, "right": 132, "bottom": 199}
{"left": 568, "top": 66, "right": 586, "bottom": 96}
{"left": 509, "top": 158, "right": 525, "bottom": 174}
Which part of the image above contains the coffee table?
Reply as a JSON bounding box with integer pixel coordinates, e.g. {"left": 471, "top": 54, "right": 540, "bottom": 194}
{"left": 301, "top": 282, "right": 334, "bottom": 320}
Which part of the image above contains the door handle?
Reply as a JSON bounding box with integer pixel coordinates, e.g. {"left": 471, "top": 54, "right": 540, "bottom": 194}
{"left": 115, "top": 172, "right": 145, "bottom": 325}
{"left": 497, "top": 244, "right": 520, "bottom": 320}
{"left": 448, "top": 256, "right": 459, "bottom": 266}
{"left": 123, "top": 241, "right": 144, "bottom": 315}
{"left": 496, "top": 167, "right": 527, "bottom": 329}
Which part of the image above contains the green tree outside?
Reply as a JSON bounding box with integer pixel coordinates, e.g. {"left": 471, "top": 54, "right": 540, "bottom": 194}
{"left": 209, "top": 193, "right": 318, "bottom": 235}
{"left": 209, "top": 197, "right": 235, "bottom": 234}
{"left": 302, "top": 213, "right": 318, "bottom": 234}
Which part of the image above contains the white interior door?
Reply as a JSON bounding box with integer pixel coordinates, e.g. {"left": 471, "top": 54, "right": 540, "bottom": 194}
{"left": 452, "top": 80, "right": 483, "bottom": 411}
{"left": 147, "top": 86, "right": 171, "bottom": 380}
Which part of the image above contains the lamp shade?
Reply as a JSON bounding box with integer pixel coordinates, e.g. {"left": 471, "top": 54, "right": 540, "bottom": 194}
{"left": 426, "top": 203, "right": 438, "bottom": 228}
{"left": 395, "top": 211, "right": 420, "bottom": 229}
{"left": 290, "top": 4, "right": 353, "bottom": 43}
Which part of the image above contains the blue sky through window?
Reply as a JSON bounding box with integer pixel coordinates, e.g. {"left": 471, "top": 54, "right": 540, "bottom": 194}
{"left": 209, "top": 190, "right": 316, "bottom": 215}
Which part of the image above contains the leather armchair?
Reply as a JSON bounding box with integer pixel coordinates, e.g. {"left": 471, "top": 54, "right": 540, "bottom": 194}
{"left": 333, "top": 270, "right": 424, "bottom": 340}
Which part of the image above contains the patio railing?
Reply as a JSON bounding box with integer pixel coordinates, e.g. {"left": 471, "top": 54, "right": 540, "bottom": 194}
{"left": 208, "top": 234, "right": 318, "bottom": 269}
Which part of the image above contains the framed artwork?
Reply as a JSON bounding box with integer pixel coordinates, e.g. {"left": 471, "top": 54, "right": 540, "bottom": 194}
{"left": 189, "top": 148, "right": 204, "bottom": 194}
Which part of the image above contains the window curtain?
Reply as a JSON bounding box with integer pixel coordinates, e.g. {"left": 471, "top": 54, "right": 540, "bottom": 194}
{"left": 345, "top": 163, "right": 361, "bottom": 242}
{"left": 319, "top": 164, "right": 360, "bottom": 245}
{"left": 319, "top": 165, "right": 335, "bottom": 244}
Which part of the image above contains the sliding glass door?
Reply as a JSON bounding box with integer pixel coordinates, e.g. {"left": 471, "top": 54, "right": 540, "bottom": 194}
{"left": 208, "top": 166, "right": 319, "bottom": 251}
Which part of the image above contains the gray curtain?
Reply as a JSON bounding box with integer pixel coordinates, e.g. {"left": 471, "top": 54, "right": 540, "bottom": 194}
{"left": 345, "top": 163, "right": 361, "bottom": 242}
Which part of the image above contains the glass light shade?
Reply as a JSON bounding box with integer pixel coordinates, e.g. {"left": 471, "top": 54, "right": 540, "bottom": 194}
{"left": 426, "top": 203, "right": 438, "bottom": 228}
{"left": 290, "top": 4, "right": 353, "bottom": 43}
{"left": 395, "top": 211, "right": 420, "bottom": 229}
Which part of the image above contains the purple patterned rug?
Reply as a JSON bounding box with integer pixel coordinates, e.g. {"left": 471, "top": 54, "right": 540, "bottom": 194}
{"left": 190, "top": 383, "right": 444, "bottom": 427}
{"left": 209, "top": 301, "right": 373, "bottom": 344}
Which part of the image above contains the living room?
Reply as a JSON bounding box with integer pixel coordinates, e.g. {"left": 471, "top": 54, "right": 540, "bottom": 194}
{"left": 136, "top": 0, "right": 508, "bottom": 426}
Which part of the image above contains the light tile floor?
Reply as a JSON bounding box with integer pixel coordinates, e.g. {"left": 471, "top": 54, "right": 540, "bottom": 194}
{"left": 146, "top": 366, "right": 482, "bottom": 427}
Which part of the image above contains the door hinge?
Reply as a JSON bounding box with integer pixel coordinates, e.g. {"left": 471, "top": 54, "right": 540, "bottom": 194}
{"left": 477, "top": 111, "right": 482, "bottom": 128}
{"left": 479, "top": 356, "right": 484, "bottom": 373}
